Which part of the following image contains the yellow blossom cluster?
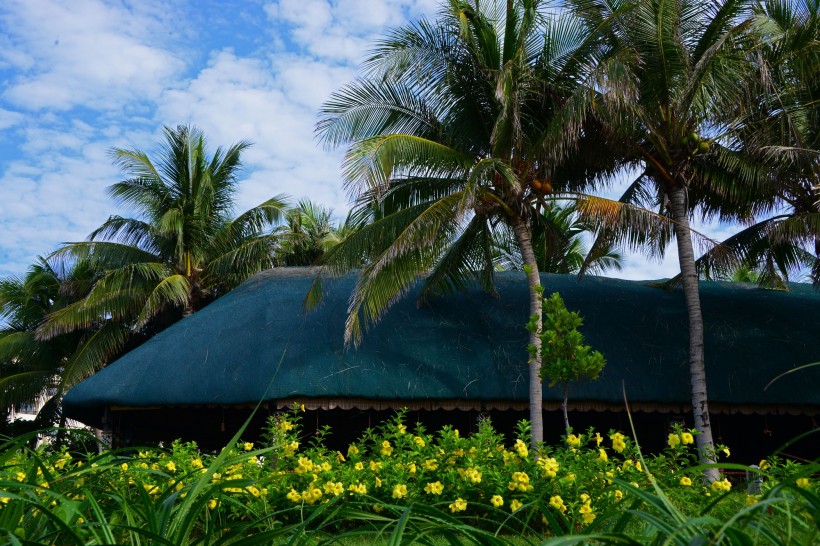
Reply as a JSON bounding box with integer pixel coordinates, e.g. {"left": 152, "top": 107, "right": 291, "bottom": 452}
{"left": 448, "top": 498, "right": 467, "bottom": 513}
{"left": 549, "top": 495, "right": 567, "bottom": 513}
{"left": 711, "top": 478, "right": 732, "bottom": 493}
{"left": 424, "top": 481, "right": 444, "bottom": 495}
{"left": 611, "top": 432, "right": 626, "bottom": 453}
{"left": 537, "top": 456, "right": 560, "bottom": 478}
{"left": 578, "top": 493, "right": 595, "bottom": 524}
{"left": 508, "top": 471, "right": 532, "bottom": 492}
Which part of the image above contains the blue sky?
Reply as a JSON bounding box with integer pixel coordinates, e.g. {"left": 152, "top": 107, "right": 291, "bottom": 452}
{"left": 0, "top": 0, "right": 736, "bottom": 281}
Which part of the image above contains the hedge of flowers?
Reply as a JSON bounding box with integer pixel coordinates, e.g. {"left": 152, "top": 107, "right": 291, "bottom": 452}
{"left": 0, "top": 408, "right": 817, "bottom": 544}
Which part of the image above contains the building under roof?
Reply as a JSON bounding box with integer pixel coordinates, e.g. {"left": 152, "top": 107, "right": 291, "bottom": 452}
{"left": 62, "top": 268, "right": 820, "bottom": 459}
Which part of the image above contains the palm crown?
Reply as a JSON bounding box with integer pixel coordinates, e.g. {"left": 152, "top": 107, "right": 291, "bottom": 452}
{"left": 315, "top": 0, "right": 625, "bottom": 444}
{"left": 38, "top": 125, "right": 288, "bottom": 390}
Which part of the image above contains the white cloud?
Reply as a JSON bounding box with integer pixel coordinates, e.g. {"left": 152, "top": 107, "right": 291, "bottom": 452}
{"left": 0, "top": 0, "right": 186, "bottom": 111}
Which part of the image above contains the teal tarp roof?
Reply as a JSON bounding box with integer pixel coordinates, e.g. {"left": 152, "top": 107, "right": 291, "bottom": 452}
{"left": 63, "top": 269, "right": 820, "bottom": 423}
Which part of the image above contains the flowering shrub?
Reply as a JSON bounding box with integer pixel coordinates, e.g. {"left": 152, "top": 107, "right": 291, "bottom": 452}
{"left": 0, "top": 411, "right": 816, "bottom": 544}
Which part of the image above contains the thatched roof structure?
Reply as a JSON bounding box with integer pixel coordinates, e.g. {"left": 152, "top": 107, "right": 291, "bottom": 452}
{"left": 63, "top": 268, "right": 820, "bottom": 433}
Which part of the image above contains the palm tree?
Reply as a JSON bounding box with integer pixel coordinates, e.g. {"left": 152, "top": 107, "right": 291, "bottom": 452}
{"left": 39, "top": 125, "right": 288, "bottom": 390}
{"left": 0, "top": 258, "right": 97, "bottom": 424}
{"left": 569, "top": 0, "right": 770, "bottom": 476}
{"left": 276, "top": 200, "right": 345, "bottom": 266}
{"left": 696, "top": 0, "right": 819, "bottom": 288}
{"left": 313, "top": 0, "right": 621, "bottom": 445}
{"left": 493, "top": 202, "right": 623, "bottom": 274}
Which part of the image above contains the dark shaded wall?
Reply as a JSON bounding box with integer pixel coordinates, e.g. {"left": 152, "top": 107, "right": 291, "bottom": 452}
{"left": 110, "top": 406, "right": 818, "bottom": 464}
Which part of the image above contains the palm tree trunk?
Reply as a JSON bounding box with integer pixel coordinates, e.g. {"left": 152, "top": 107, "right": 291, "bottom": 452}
{"left": 511, "top": 215, "right": 544, "bottom": 447}
{"left": 562, "top": 383, "right": 570, "bottom": 433}
{"left": 668, "top": 186, "right": 719, "bottom": 482}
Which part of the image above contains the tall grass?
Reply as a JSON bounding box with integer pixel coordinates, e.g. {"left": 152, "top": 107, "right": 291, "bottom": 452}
{"left": 0, "top": 415, "right": 816, "bottom": 545}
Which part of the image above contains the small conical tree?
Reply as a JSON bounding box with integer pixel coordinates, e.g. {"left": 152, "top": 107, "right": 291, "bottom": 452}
{"left": 530, "top": 291, "right": 605, "bottom": 432}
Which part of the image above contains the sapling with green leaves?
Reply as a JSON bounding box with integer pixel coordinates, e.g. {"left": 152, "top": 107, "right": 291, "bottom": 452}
{"left": 528, "top": 292, "right": 606, "bottom": 432}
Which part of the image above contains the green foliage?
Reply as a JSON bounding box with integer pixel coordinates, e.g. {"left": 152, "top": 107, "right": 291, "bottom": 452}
{"left": 0, "top": 414, "right": 816, "bottom": 544}
{"left": 539, "top": 293, "right": 605, "bottom": 387}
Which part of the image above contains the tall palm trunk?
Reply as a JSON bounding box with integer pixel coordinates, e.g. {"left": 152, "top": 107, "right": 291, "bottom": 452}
{"left": 668, "top": 185, "right": 720, "bottom": 482}
{"left": 511, "top": 215, "right": 544, "bottom": 447}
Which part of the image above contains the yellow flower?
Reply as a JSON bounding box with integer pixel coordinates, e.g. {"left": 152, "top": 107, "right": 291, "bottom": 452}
{"left": 579, "top": 498, "right": 595, "bottom": 524}
{"left": 370, "top": 461, "right": 382, "bottom": 471}
{"left": 510, "top": 499, "right": 523, "bottom": 512}
{"left": 242, "top": 442, "right": 254, "bottom": 451}
{"left": 537, "top": 457, "right": 559, "bottom": 478}
{"left": 321, "top": 461, "right": 332, "bottom": 472}
{"left": 76, "top": 517, "right": 84, "bottom": 524}
{"left": 796, "top": 477, "right": 810, "bottom": 488}
{"left": 464, "top": 467, "right": 482, "bottom": 484}
{"left": 279, "top": 420, "right": 294, "bottom": 431}
{"left": 598, "top": 449, "right": 608, "bottom": 462}
{"left": 283, "top": 441, "right": 299, "bottom": 457}
{"left": 565, "top": 473, "right": 576, "bottom": 482}
{"left": 247, "top": 485, "right": 261, "bottom": 497}
{"left": 397, "top": 423, "right": 407, "bottom": 434}
{"left": 408, "top": 463, "right": 417, "bottom": 474}
{"left": 392, "top": 484, "right": 408, "bottom": 499}
{"left": 567, "top": 434, "right": 581, "bottom": 448}
{"left": 191, "top": 458, "right": 203, "bottom": 469}
{"left": 348, "top": 483, "right": 367, "bottom": 495}
{"left": 120, "top": 463, "right": 129, "bottom": 471}
{"left": 611, "top": 432, "right": 626, "bottom": 453}
{"left": 336, "top": 451, "right": 345, "bottom": 463}
{"left": 758, "top": 459, "right": 769, "bottom": 470}
{"left": 614, "top": 490, "right": 623, "bottom": 501}
{"left": 413, "top": 436, "right": 426, "bottom": 447}
{"left": 594, "top": 432, "right": 603, "bottom": 446}
{"left": 635, "top": 461, "right": 642, "bottom": 472}
{"left": 286, "top": 489, "right": 302, "bottom": 503}
{"left": 54, "top": 455, "right": 72, "bottom": 470}
{"left": 680, "top": 476, "right": 692, "bottom": 487}
{"left": 207, "top": 499, "right": 218, "bottom": 510}
{"left": 380, "top": 441, "right": 393, "bottom": 456}
{"left": 375, "top": 476, "right": 382, "bottom": 488}
{"left": 667, "top": 433, "right": 681, "bottom": 448}
{"left": 424, "top": 481, "right": 444, "bottom": 495}
{"left": 711, "top": 478, "right": 732, "bottom": 493}
{"left": 448, "top": 498, "right": 467, "bottom": 512}
{"left": 681, "top": 432, "right": 694, "bottom": 445}
{"left": 372, "top": 504, "right": 384, "bottom": 513}
{"left": 165, "top": 461, "right": 177, "bottom": 473}
{"left": 304, "top": 487, "right": 322, "bottom": 504}
{"left": 549, "top": 495, "right": 567, "bottom": 513}
{"left": 143, "top": 484, "right": 160, "bottom": 495}
{"left": 422, "top": 459, "right": 438, "bottom": 471}
{"left": 722, "top": 447, "right": 731, "bottom": 457}
{"left": 355, "top": 462, "right": 364, "bottom": 471}
{"left": 490, "top": 495, "right": 504, "bottom": 507}
{"left": 324, "top": 481, "right": 344, "bottom": 496}
{"left": 514, "top": 439, "right": 529, "bottom": 458}
{"left": 348, "top": 445, "right": 359, "bottom": 456}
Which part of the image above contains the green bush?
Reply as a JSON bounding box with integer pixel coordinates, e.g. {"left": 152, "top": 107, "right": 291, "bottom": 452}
{"left": 0, "top": 411, "right": 816, "bottom": 544}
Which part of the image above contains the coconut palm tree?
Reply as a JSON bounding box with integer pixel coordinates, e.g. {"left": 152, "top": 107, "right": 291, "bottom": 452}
{"left": 493, "top": 202, "right": 623, "bottom": 274}
{"left": 569, "top": 0, "right": 772, "bottom": 476}
{"left": 695, "top": 0, "right": 819, "bottom": 288}
{"left": 312, "top": 0, "right": 626, "bottom": 445}
{"left": 0, "top": 258, "right": 98, "bottom": 424}
{"left": 39, "top": 125, "right": 288, "bottom": 390}
{"left": 276, "top": 200, "right": 346, "bottom": 266}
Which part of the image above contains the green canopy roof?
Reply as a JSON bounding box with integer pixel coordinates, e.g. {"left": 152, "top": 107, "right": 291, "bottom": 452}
{"left": 63, "top": 268, "right": 820, "bottom": 426}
